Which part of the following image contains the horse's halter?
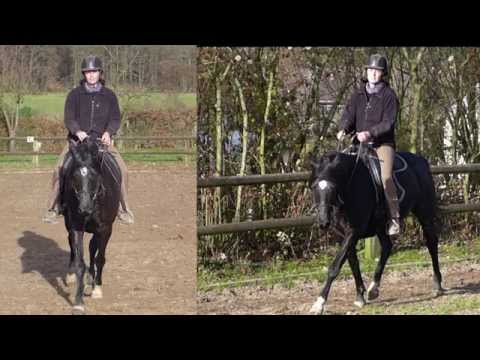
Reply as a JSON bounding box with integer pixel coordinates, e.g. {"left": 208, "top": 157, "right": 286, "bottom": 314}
{"left": 310, "top": 178, "right": 344, "bottom": 216}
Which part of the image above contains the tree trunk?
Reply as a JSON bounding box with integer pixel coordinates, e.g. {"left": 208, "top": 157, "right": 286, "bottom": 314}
{"left": 2, "top": 107, "right": 15, "bottom": 152}
{"left": 214, "top": 77, "right": 223, "bottom": 225}
{"left": 259, "top": 69, "right": 274, "bottom": 220}
{"left": 213, "top": 61, "right": 231, "bottom": 225}
{"left": 402, "top": 47, "right": 425, "bottom": 153}
{"left": 410, "top": 81, "right": 421, "bottom": 153}
{"left": 234, "top": 77, "right": 249, "bottom": 223}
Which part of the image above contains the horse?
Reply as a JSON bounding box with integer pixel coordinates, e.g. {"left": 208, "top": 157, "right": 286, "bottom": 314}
{"left": 61, "top": 137, "right": 121, "bottom": 315}
{"left": 308, "top": 144, "right": 444, "bottom": 314}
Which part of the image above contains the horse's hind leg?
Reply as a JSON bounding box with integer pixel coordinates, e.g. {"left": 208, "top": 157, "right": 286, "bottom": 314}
{"left": 367, "top": 230, "right": 393, "bottom": 301}
{"left": 346, "top": 246, "right": 367, "bottom": 308}
{"left": 423, "top": 222, "right": 444, "bottom": 296}
{"left": 413, "top": 204, "right": 444, "bottom": 296}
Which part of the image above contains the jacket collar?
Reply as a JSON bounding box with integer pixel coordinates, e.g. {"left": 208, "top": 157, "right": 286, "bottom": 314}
{"left": 357, "top": 80, "right": 387, "bottom": 99}
{"left": 79, "top": 81, "right": 106, "bottom": 95}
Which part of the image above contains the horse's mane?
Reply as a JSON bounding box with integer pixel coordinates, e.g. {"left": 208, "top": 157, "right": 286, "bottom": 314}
{"left": 310, "top": 149, "right": 354, "bottom": 189}
{"left": 311, "top": 150, "right": 339, "bottom": 167}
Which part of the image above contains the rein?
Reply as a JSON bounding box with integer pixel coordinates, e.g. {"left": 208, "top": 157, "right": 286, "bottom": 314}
{"left": 345, "top": 141, "right": 363, "bottom": 191}
{"left": 92, "top": 138, "right": 122, "bottom": 189}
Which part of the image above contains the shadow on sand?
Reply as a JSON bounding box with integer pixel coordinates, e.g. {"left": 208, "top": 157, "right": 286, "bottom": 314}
{"left": 18, "top": 230, "right": 72, "bottom": 306}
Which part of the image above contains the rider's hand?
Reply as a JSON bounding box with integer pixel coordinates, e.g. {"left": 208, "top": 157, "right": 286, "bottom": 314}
{"left": 336, "top": 130, "right": 346, "bottom": 141}
{"left": 101, "top": 131, "right": 111, "bottom": 146}
{"left": 357, "top": 131, "right": 371, "bottom": 143}
{"left": 76, "top": 131, "right": 88, "bottom": 142}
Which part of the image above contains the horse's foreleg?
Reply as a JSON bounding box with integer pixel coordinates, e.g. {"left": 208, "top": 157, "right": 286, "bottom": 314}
{"left": 84, "top": 235, "right": 98, "bottom": 296}
{"left": 347, "top": 246, "right": 366, "bottom": 308}
{"left": 71, "top": 230, "right": 86, "bottom": 315}
{"left": 92, "top": 229, "right": 111, "bottom": 299}
{"left": 367, "top": 231, "right": 393, "bottom": 301}
{"left": 310, "top": 234, "right": 356, "bottom": 315}
{"left": 66, "top": 231, "right": 76, "bottom": 285}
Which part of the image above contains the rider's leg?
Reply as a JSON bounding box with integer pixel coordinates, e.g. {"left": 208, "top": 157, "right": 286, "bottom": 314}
{"left": 107, "top": 144, "right": 134, "bottom": 225}
{"left": 375, "top": 144, "right": 401, "bottom": 235}
{"left": 43, "top": 143, "right": 69, "bottom": 223}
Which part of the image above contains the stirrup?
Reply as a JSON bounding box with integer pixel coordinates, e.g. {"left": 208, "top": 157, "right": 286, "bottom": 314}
{"left": 42, "top": 209, "right": 60, "bottom": 224}
{"left": 117, "top": 209, "right": 134, "bottom": 225}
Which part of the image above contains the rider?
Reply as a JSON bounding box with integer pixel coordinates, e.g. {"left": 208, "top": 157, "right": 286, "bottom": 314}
{"left": 42, "top": 55, "right": 134, "bottom": 225}
{"left": 336, "top": 53, "right": 401, "bottom": 236}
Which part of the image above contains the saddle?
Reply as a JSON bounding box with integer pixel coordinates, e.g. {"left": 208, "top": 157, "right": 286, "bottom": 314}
{"left": 345, "top": 143, "right": 408, "bottom": 220}
{"left": 58, "top": 146, "right": 122, "bottom": 214}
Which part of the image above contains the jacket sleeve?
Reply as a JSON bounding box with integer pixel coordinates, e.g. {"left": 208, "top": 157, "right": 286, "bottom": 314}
{"left": 369, "top": 92, "right": 399, "bottom": 138}
{"left": 64, "top": 90, "right": 80, "bottom": 135}
{"left": 106, "top": 92, "right": 121, "bottom": 136}
{"left": 339, "top": 93, "right": 357, "bottom": 134}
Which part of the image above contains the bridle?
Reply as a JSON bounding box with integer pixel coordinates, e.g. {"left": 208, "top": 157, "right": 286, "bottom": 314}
{"left": 71, "top": 166, "right": 104, "bottom": 204}
{"left": 309, "top": 178, "right": 344, "bottom": 217}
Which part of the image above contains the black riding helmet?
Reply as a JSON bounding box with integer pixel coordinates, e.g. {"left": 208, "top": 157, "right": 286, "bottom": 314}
{"left": 81, "top": 55, "right": 103, "bottom": 73}
{"left": 365, "top": 54, "right": 388, "bottom": 76}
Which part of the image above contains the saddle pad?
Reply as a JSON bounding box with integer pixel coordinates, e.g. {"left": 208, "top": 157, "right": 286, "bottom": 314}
{"left": 368, "top": 153, "right": 408, "bottom": 203}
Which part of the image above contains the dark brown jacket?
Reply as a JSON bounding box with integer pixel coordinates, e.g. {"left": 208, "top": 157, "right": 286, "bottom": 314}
{"left": 64, "top": 82, "right": 121, "bottom": 140}
{"left": 339, "top": 81, "right": 399, "bottom": 148}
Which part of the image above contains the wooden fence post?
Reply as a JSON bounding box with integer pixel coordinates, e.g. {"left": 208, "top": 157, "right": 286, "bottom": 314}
{"left": 32, "top": 140, "right": 42, "bottom": 167}
{"left": 364, "top": 236, "right": 381, "bottom": 261}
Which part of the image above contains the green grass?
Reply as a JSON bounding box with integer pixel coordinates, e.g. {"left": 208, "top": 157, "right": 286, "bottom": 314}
{"left": 20, "top": 92, "right": 196, "bottom": 118}
{"left": 0, "top": 152, "right": 192, "bottom": 169}
{"left": 360, "top": 293, "right": 480, "bottom": 315}
{"left": 198, "top": 239, "right": 480, "bottom": 293}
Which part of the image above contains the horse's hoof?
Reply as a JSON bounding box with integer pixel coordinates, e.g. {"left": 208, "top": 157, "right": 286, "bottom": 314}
{"left": 72, "top": 305, "right": 85, "bottom": 315}
{"left": 91, "top": 286, "right": 103, "bottom": 299}
{"left": 354, "top": 297, "right": 366, "bottom": 308}
{"left": 84, "top": 284, "right": 93, "bottom": 296}
{"left": 435, "top": 287, "right": 445, "bottom": 297}
{"left": 65, "top": 273, "right": 76, "bottom": 285}
{"left": 309, "top": 297, "right": 326, "bottom": 315}
{"left": 367, "top": 282, "right": 380, "bottom": 301}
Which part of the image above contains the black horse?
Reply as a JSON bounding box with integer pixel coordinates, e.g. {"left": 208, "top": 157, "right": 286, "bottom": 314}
{"left": 61, "top": 138, "right": 121, "bottom": 315}
{"left": 308, "top": 146, "right": 443, "bottom": 314}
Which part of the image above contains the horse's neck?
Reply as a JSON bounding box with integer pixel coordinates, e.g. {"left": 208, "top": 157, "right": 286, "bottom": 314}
{"left": 338, "top": 153, "right": 358, "bottom": 179}
{"left": 333, "top": 153, "right": 363, "bottom": 199}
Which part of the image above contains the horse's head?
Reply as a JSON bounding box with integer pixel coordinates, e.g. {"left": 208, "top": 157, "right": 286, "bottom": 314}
{"left": 68, "top": 138, "right": 103, "bottom": 216}
{"left": 310, "top": 151, "right": 348, "bottom": 230}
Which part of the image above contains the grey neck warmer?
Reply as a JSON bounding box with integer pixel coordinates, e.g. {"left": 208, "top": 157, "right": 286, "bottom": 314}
{"left": 365, "top": 81, "right": 385, "bottom": 95}
{"left": 84, "top": 81, "right": 102, "bottom": 93}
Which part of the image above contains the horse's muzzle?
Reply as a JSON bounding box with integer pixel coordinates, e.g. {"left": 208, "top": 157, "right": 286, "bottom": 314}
{"left": 78, "top": 201, "right": 94, "bottom": 216}
{"left": 318, "top": 220, "right": 330, "bottom": 230}
{"left": 317, "top": 209, "right": 331, "bottom": 230}
{"left": 78, "top": 208, "right": 93, "bottom": 217}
